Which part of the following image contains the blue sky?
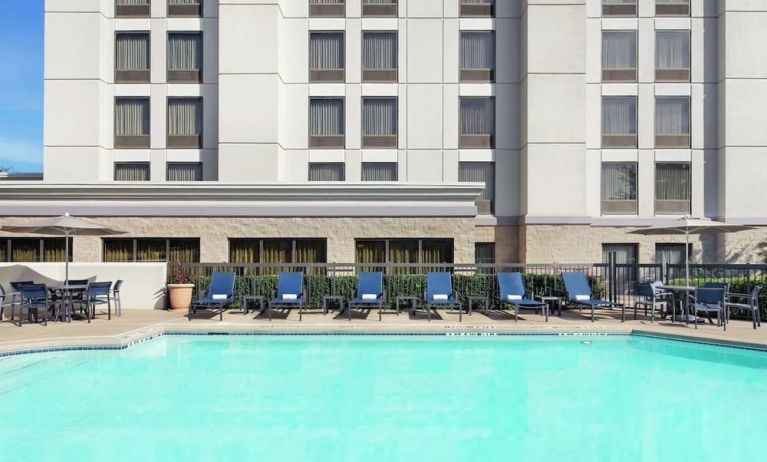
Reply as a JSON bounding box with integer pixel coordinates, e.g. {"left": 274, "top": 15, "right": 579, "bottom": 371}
{"left": 0, "top": 1, "right": 43, "bottom": 172}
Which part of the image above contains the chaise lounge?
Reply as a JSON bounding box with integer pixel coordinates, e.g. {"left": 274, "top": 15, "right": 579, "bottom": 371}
{"left": 188, "top": 271, "right": 236, "bottom": 321}
{"left": 270, "top": 272, "right": 306, "bottom": 321}
{"left": 497, "top": 272, "right": 549, "bottom": 322}
{"left": 562, "top": 271, "right": 624, "bottom": 322}
{"left": 348, "top": 272, "right": 385, "bottom": 321}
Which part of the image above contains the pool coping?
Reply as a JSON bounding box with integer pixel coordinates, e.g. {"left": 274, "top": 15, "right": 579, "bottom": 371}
{"left": 2, "top": 323, "right": 767, "bottom": 357}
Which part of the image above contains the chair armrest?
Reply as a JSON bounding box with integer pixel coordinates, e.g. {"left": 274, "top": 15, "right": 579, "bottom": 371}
{"left": 726, "top": 292, "right": 750, "bottom": 300}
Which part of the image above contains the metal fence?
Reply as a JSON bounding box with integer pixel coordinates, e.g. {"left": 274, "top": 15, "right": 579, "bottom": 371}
{"left": 168, "top": 260, "right": 767, "bottom": 317}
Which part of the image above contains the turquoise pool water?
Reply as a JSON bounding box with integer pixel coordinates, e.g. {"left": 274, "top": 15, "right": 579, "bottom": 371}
{"left": 1, "top": 334, "right": 766, "bottom": 461}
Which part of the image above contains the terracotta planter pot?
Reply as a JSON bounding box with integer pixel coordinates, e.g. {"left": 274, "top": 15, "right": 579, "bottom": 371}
{"left": 167, "top": 283, "right": 195, "bottom": 311}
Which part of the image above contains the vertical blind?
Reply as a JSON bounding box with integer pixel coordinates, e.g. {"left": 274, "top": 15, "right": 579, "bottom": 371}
{"left": 656, "top": 97, "right": 690, "bottom": 135}
{"left": 167, "top": 163, "right": 202, "bottom": 181}
{"left": 462, "top": 0, "right": 495, "bottom": 4}
{"left": 361, "top": 163, "right": 397, "bottom": 181}
{"left": 362, "top": 32, "right": 397, "bottom": 69}
{"left": 311, "top": 0, "right": 344, "bottom": 4}
{"left": 602, "top": 31, "right": 636, "bottom": 69}
{"left": 656, "top": 31, "right": 690, "bottom": 69}
{"left": 169, "top": 0, "right": 201, "bottom": 4}
{"left": 460, "top": 32, "right": 495, "bottom": 69}
{"left": 115, "top": 163, "right": 150, "bottom": 181}
{"left": 117, "top": 0, "right": 150, "bottom": 5}
{"left": 310, "top": 33, "right": 344, "bottom": 70}
{"left": 363, "top": 0, "right": 395, "bottom": 3}
{"left": 656, "top": 163, "right": 690, "bottom": 200}
{"left": 308, "top": 163, "right": 345, "bottom": 181}
{"left": 362, "top": 98, "right": 397, "bottom": 135}
{"left": 602, "top": 97, "right": 637, "bottom": 135}
{"left": 460, "top": 98, "right": 495, "bottom": 135}
{"left": 309, "top": 99, "right": 344, "bottom": 135}
{"left": 355, "top": 239, "right": 454, "bottom": 266}
{"left": 116, "top": 33, "right": 149, "bottom": 70}
{"left": 168, "top": 33, "right": 202, "bottom": 71}
{"left": 115, "top": 98, "right": 150, "bottom": 135}
{"left": 602, "top": 0, "right": 634, "bottom": 4}
{"left": 168, "top": 98, "right": 202, "bottom": 136}
{"left": 656, "top": 0, "right": 688, "bottom": 4}
{"left": 459, "top": 162, "right": 495, "bottom": 201}
{"left": 475, "top": 243, "right": 495, "bottom": 264}
{"left": 601, "top": 163, "right": 637, "bottom": 200}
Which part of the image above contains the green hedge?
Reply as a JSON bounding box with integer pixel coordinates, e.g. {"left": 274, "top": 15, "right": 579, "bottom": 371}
{"left": 668, "top": 276, "right": 767, "bottom": 318}
{"left": 180, "top": 272, "right": 605, "bottom": 310}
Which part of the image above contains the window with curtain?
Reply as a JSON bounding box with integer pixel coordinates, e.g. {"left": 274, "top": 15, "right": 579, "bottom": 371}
{"left": 602, "top": 31, "right": 636, "bottom": 81}
{"left": 362, "top": 32, "right": 397, "bottom": 81}
{"left": 117, "top": 0, "right": 151, "bottom": 4}
{"left": 115, "top": 33, "right": 150, "bottom": 82}
{"left": 308, "top": 163, "right": 345, "bottom": 181}
{"left": 167, "top": 32, "right": 202, "bottom": 82}
{"left": 475, "top": 243, "right": 495, "bottom": 265}
{"left": 115, "top": 98, "right": 150, "bottom": 148}
{"left": 656, "top": 31, "right": 690, "bottom": 81}
{"left": 229, "top": 239, "right": 327, "bottom": 264}
{"left": 601, "top": 163, "right": 637, "bottom": 215}
{"left": 602, "top": 96, "right": 637, "bottom": 148}
{"left": 114, "top": 162, "right": 150, "bottom": 181}
{"left": 655, "top": 96, "right": 690, "bottom": 148}
{"left": 362, "top": 0, "right": 397, "bottom": 17}
{"left": 168, "top": 0, "right": 203, "bottom": 18}
{"left": 602, "top": 243, "right": 638, "bottom": 290}
{"left": 309, "top": 0, "right": 345, "bottom": 18}
{"left": 355, "top": 239, "right": 455, "bottom": 267}
{"left": 362, "top": 98, "right": 397, "bottom": 147}
{"left": 168, "top": 98, "right": 202, "bottom": 147}
{"left": 309, "top": 98, "right": 345, "bottom": 148}
{"left": 460, "top": 0, "right": 495, "bottom": 17}
{"left": 309, "top": 32, "right": 344, "bottom": 81}
{"left": 656, "top": 0, "right": 690, "bottom": 16}
{"left": 655, "top": 243, "right": 690, "bottom": 266}
{"left": 167, "top": 162, "right": 202, "bottom": 181}
{"left": 103, "top": 238, "right": 200, "bottom": 262}
{"left": 460, "top": 31, "right": 495, "bottom": 81}
{"left": 655, "top": 163, "right": 690, "bottom": 214}
{"left": 116, "top": 0, "right": 151, "bottom": 17}
{"left": 602, "top": 0, "right": 636, "bottom": 17}
{"left": 459, "top": 162, "right": 495, "bottom": 214}
{"left": 460, "top": 97, "right": 495, "bottom": 148}
{"left": 0, "top": 238, "right": 72, "bottom": 262}
{"left": 361, "top": 163, "right": 398, "bottom": 181}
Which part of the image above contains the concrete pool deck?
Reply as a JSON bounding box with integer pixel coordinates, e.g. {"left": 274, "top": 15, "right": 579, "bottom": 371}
{"left": 1, "top": 307, "right": 766, "bottom": 354}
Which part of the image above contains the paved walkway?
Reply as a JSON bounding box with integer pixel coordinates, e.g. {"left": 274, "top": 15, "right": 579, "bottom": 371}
{"left": 1, "top": 307, "right": 765, "bottom": 353}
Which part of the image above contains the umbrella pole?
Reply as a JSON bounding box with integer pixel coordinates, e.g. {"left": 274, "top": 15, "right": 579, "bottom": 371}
{"left": 65, "top": 229, "right": 70, "bottom": 285}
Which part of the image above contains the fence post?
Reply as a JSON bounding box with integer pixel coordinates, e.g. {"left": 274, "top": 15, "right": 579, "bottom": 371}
{"left": 608, "top": 252, "right": 616, "bottom": 304}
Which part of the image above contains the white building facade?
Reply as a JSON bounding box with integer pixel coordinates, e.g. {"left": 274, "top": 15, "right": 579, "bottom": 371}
{"left": 1, "top": 0, "right": 766, "bottom": 266}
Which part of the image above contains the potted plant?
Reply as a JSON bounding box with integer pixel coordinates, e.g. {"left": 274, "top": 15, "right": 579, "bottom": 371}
{"left": 167, "top": 269, "right": 195, "bottom": 311}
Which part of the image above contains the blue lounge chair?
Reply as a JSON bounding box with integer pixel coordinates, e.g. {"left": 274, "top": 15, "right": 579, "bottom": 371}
{"left": 270, "top": 272, "right": 306, "bottom": 321}
{"left": 349, "top": 272, "right": 385, "bottom": 321}
{"left": 423, "top": 272, "right": 461, "bottom": 321}
{"left": 189, "top": 272, "right": 236, "bottom": 321}
{"left": 691, "top": 287, "right": 727, "bottom": 330}
{"left": 497, "top": 272, "right": 549, "bottom": 322}
{"left": 562, "top": 272, "right": 624, "bottom": 322}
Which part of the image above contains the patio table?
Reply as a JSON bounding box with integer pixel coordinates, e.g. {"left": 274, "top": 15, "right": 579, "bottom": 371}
{"left": 657, "top": 285, "right": 705, "bottom": 324}
{"left": 51, "top": 284, "right": 88, "bottom": 322}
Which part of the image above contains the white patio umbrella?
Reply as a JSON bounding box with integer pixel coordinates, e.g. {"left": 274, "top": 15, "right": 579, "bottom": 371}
{"left": 628, "top": 217, "right": 754, "bottom": 287}
{"left": 1, "top": 213, "right": 124, "bottom": 285}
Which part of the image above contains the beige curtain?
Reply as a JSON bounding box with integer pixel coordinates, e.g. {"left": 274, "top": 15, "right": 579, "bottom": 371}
{"left": 230, "top": 239, "right": 259, "bottom": 263}
{"left": 0, "top": 240, "right": 6, "bottom": 262}
{"left": 104, "top": 240, "right": 133, "bottom": 262}
{"left": 262, "top": 240, "right": 292, "bottom": 264}
{"left": 43, "top": 238, "right": 69, "bottom": 262}
{"left": 295, "top": 240, "right": 327, "bottom": 263}
{"left": 421, "top": 240, "right": 453, "bottom": 264}
{"left": 11, "top": 239, "right": 39, "bottom": 262}
{"left": 169, "top": 239, "right": 200, "bottom": 263}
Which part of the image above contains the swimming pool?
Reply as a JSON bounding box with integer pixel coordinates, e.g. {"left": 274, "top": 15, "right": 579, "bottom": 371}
{"left": 1, "top": 334, "right": 765, "bottom": 461}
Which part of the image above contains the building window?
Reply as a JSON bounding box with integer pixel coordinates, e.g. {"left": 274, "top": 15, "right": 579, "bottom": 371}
{"left": 475, "top": 243, "right": 495, "bottom": 265}
{"left": 602, "top": 243, "right": 638, "bottom": 290}
{"left": 602, "top": 96, "right": 637, "bottom": 148}
{"left": 167, "top": 162, "right": 202, "bottom": 181}
{"left": 460, "top": 0, "right": 494, "bottom": 17}
{"left": 229, "top": 239, "right": 327, "bottom": 264}
{"left": 655, "top": 96, "right": 690, "bottom": 148}
{"left": 356, "top": 239, "right": 454, "bottom": 272}
{"left": 655, "top": 163, "right": 691, "bottom": 215}
{"left": 460, "top": 97, "right": 495, "bottom": 148}
{"left": 309, "top": 98, "right": 345, "bottom": 148}
{"left": 114, "top": 98, "right": 150, "bottom": 149}
{"left": 168, "top": 32, "right": 203, "bottom": 83}
{"left": 115, "top": 162, "right": 150, "bottom": 181}
{"left": 308, "top": 163, "right": 345, "bottom": 181}
{"left": 362, "top": 0, "right": 397, "bottom": 17}
{"left": 309, "top": 32, "right": 345, "bottom": 82}
{"left": 167, "top": 98, "right": 202, "bottom": 148}
{"left": 602, "top": 31, "right": 636, "bottom": 82}
{"left": 362, "top": 32, "right": 397, "bottom": 82}
{"left": 459, "top": 162, "right": 495, "bottom": 215}
{"left": 656, "top": 31, "right": 690, "bottom": 82}
{"left": 115, "top": 32, "right": 150, "bottom": 83}
{"left": 362, "top": 162, "right": 397, "bottom": 181}
{"left": 601, "top": 163, "right": 637, "bottom": 215}
{"left": 602, "top": 0, "right": 636, "bottom": 17}
{"left": 309, "top": 0, "right": 345, "bottom": 17}
{"left": 116, "top": 0, "right": 151, "bottom": 18}
{"left": 168, "top": 0, "right": 202, "bottom": 17}
{"left": 460, "top": 31, "right": 495, "bottom": 82}
{"left": 362, "top": 98, "right": 397, "bottom": 148}
{"left": 656, "top": 0, "right": 689, "bottom": 16}
{"left": 0, "top": 238, "right": 72, "bottom": 263}
{"left": 103, "top": 238, "right": 200, "bottom": 262}
{"left": 655, "top": 243, "right": 691, "bottom": 265}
